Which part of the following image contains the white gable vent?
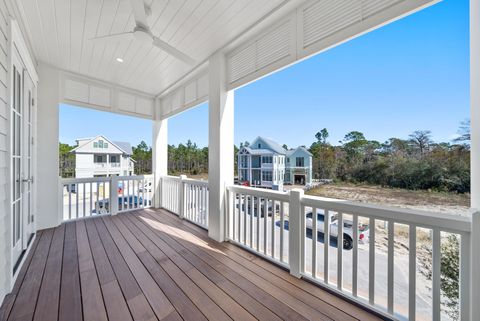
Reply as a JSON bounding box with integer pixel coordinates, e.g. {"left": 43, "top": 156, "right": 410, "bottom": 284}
{"left": 227, "top": 18, "right": 295, "bottom": 89}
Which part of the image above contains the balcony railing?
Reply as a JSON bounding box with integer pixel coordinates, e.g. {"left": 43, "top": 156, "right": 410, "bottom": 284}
{"left": 159, "top": 175, "right": 209, "bottom": 229}
{"left": 225, "top": 185, "right": 472, "bottom": 320}
{"left": 61, "top": 175, "right": 154, "bottom": 221}
{"left": 58, "top": 174, "right": 475, "bottom": 320}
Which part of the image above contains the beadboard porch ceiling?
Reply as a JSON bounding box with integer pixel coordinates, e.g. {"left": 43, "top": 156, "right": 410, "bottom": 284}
{"left": 14, "top": 0, "right": 302, "bottom": 96}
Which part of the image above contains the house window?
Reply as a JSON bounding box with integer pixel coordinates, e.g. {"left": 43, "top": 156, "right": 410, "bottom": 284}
{"left": 110, "top": 155, "right": 118, "bottom": 163}
{"left": 93, "top": 142, "right": 98, "bottom": 148}
{"left": 258, "top": 143, "right": 261, "bottom": 148}
{"left": 286, "top": 158, "right": 290, "bottom": 164}
{"left": 262, "top": 171, "right": 272, "bottom": 182}
{"left": 296, "top": 157, "right": 304, "bottom": 167}
{"left": 262, "top": 156, "right": 272, "bottom": 164}
{"left": 104, "top": 143, "right": 108, "bottom": 148}
{"left": 95, "top": 155, "right": 104, "bottom": 163}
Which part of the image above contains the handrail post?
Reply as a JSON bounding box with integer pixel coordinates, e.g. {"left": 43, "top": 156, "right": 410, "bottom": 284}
{"left": 289, "top": 188, "right": 304, "bottom": 278}
{"left": 110, "top": 176, "right": 119, "bottom": 215}
{"left": 58, "top": 177, "right": 64, "bottom": 224}
{"left": 179, "top": 175, "right": 187, "bottom": 219}
{"left": 471, "top": 211, "right": 480, "bottom": 320}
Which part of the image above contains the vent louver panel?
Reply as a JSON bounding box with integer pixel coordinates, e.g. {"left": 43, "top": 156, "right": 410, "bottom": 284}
{"left": 301, "top": 0, "right": 405, "bottom": 50}
{"left": 362, "top": 0, "right": 404, "bottom": 19}
{"left": 227, "top": 19, "right": 294, "bottom": 87}
{"left": 303, "top": 0, "right": 362, "bottom": 48}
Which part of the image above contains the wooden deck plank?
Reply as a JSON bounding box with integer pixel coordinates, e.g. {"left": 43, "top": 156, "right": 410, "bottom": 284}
{"left": 100, "top": 217, "right": 176, "bottom": 321}
{"left": 0, "top": 231, "right": 43, "bottom": 321}
{"left": 59, "top": 222, "right": 82, "bottom": 321}
{"left": 162, "top": 210, "right": 382, "bottom": 321}
{"left": 111, "top": 215, "right": 216, "bottom": 321}
{"left": 134, "top": 211, "right": 313, "bottom": 321}
{"left": 159, "top": 209, "right": 382, "bottom": 321}
{"left": 122, "top": 214, "right": 260, "bottom": 321}
{"left": 76, "top": 220, "right": 108, "bottom": 321}
{"left": 92, "top": 217, "right": 158, "bottom": 321}
{"left": 33, "top": 225, "right": 65, "bottom": 321}
{"left": 8, "top": 229, "right": 54, "bottom": 321}
{"left": 84, "top": 219, "right": 133, "bottom": 321}
{"left": 153, "top": 209, "right": 372, "bottom": 321}
{"left": 127, "top": 213, "right": 284, "bottom": 321}
{"left": 2, "top": 209, "right": 382, "bottom": 321}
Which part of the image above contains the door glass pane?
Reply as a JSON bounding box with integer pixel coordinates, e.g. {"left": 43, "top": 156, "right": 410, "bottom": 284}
{"left": 15, "top": 158, "right": 20, "bottom": 199}
{"left": 15, "top": 203, "right": 20, "bottom": 242}
{"left": 12, "top": 203, "right": 15, "bottom": 243}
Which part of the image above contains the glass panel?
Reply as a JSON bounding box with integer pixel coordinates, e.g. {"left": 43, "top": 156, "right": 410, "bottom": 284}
{"left": 12, "top": 203, "right": 15, "bottom": 243}
{"left": 15, "top": 203, "right": 20, "bottom": 242}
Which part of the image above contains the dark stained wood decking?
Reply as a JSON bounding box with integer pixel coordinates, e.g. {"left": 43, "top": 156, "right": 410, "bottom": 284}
{"left": 0, "top": 209, "right": 383, "bottom": 321}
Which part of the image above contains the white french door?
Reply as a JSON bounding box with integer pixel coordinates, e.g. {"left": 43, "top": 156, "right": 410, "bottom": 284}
{"left": 11, "top": 50, "right": 36, "bottom": 268}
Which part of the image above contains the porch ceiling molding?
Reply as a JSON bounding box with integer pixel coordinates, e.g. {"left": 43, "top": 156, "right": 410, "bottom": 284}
{"left": 59, "top": 68, "right": 155, "bottom": 120}
{"left": 157, "top": 0, "right": 439, "bottom": 120}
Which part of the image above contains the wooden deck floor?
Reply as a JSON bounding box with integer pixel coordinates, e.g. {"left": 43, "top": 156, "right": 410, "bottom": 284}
{"left": 0, "top": 208, "right": 384, "bottom": 321}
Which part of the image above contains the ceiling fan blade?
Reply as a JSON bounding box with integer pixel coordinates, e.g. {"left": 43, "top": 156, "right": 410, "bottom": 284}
{"left": 129, "top": 0, "right": 149, "bottom": 28}
{"left": 91, "top": 32, "right": 134, "bottom": 44}
{"left": 153, "top": 37, "right": 196, "bottom": 65}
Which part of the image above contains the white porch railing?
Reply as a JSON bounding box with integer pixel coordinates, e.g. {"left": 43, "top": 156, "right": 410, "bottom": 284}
{"left": 59, "top": 174, "right": 476, "bottom": 319}
{"left": 226, "top": 185, "right": 473, "bottom": 321}
{"left": 60, "top": 175, "right": 153, "bottom": 221}
{"left": 159, "top": 175, "right": 209, "bottom": 229}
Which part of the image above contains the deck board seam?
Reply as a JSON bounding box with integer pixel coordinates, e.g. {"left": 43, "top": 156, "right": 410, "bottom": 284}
{"left": 133, "top": 211, "right": 312, "bottom": 321}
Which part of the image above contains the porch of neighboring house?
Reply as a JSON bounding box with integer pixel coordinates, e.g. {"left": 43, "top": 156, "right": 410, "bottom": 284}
{"left": 0, "top": 209, "right": 382, "bottom": 321}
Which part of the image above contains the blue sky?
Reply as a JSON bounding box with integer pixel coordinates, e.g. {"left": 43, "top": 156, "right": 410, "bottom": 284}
{"left": 60, "top": 0, "right": 469, "bottom": 148}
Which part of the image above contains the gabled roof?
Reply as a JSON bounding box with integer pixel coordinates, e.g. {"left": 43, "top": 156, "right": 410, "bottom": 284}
{"left": 113, "top": 141, "right": 133, "bottom": 155}
{"left": 71, "top": 135, "right": 133, "bottom": 155}
{"left": 240, "top": 147, "right": 274, "bottom": 155}
{"left": 250, "top": 136, "right": 287, "bottom": 155}
{"left": 286, "top": 146, "right": 312, "bottom": 157}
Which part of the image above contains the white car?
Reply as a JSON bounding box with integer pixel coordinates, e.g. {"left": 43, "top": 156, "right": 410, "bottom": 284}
{"left": 305, "top": 210, "right": 370, "bottom": 250}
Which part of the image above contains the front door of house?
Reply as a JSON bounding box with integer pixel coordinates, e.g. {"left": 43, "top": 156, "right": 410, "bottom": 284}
{"left": 11, "top": 49, "right": 36, "bottom": 268}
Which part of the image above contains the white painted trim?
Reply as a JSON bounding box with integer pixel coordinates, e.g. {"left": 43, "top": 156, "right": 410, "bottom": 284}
{"left": 10, "top": 18, "right": 37, "bottom": 83}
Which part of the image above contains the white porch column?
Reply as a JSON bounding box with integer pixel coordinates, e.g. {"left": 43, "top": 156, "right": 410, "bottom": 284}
{"left": 208, "top": 51, "right": 234, "bottom": 242}
{"left": 36, "top": 63, "right": 61, "bottom": 229}
{"left": 153, "top": 117, "right": 168, "bottom": 208}
{"left": 470, "top": 0, "right": 480, "bottom": 318}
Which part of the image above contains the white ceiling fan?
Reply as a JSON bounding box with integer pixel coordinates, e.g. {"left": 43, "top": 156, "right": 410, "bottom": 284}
{"left": 91, "top": 0, "right": 195, "bottom": 65}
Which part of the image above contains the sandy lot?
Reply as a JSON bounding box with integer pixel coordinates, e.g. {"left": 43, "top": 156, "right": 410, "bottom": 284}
{"left": 306, "top": 182, "right": 470, "bottom": 216}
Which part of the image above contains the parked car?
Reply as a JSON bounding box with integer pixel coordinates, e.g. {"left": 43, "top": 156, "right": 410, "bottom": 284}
{"left": 94, "top": 195, "right": 151, "bottom": 213}
{"left": 305, "top": 210, "right": 370, "bottom": 250}
{"left": 235, "top": 196, "right": 279, "bottom": 217}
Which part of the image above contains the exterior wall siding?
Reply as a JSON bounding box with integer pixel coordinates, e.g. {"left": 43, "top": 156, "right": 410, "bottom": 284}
{"left": 0, "top": 0, "right": 9, "bottom": 304}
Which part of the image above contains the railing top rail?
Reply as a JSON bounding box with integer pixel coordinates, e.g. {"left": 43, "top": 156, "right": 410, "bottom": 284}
{"left": 62, "top": 177, "right": 111, "bottom": 184}
{"left": 301, "top": 194, "right": 471, "bottom": 233}
{"left": 161, "top": 175, "right": 182, "bottom": 181}
{"left": 227, "top": 185, "right": 290, "bottom": 202}
{"left": 116, "top": 174, "right": 154, "bottom": 180}
{"left": 183, "top": 178, "right": 209, "bottom": 187}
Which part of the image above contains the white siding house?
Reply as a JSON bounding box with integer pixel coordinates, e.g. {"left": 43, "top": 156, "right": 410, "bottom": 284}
{"left": 71, "top": 136, "right": 135, "bottom": 178}
{"left": 237, "top": 137, "right": 312, "bottom": 190}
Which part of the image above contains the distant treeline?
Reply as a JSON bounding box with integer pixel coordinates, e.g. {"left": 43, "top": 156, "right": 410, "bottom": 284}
{"left": 310, "top": 121, "right": 470, "bottom": 193}
{"left": 59, "top": 120, "right": 470, "bottom": 193}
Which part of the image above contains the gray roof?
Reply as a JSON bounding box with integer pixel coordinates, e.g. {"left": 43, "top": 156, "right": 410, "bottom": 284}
{"left": 253, "top": 136, "right": 287, "bottom": 155}
{"left": 243, "top": 147, "right": 274, "bottom": 155}
{"left": 286, "top": 146, "right": 312, "bottom": 157}
{"left": 114, "top": 141, "right": 133, "bottom": 155}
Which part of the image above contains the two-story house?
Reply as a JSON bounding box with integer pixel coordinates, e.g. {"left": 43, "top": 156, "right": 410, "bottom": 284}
{"left": 237, "top": 137, "right": 312, "bottom": 190}
{"left": 71, "top": 135, "right": 135, "bottom": 178}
